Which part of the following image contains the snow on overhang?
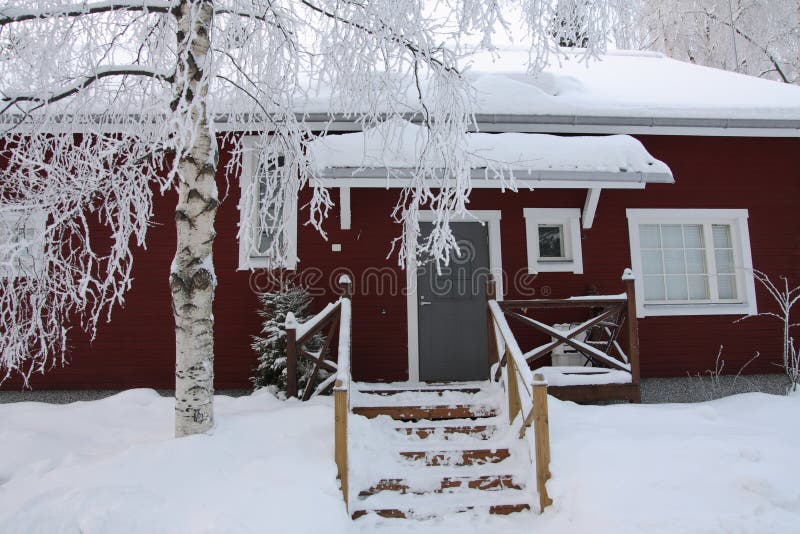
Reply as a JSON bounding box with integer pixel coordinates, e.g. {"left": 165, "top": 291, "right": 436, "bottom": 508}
{"left": 308, "top": 120, "right": 673, "bottom": 189}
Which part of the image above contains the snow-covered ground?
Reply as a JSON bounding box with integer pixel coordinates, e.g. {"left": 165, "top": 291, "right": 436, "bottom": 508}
{"left": 1, "top": 389, "right": 798, "bottom": 534}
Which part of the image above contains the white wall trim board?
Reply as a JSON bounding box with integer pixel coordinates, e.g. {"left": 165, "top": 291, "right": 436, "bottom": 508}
{"left": 582, "top": 188, "right": 602, "bottom": 229}
{"left": 339, "top": 187, "right": 351, "bottom": 230}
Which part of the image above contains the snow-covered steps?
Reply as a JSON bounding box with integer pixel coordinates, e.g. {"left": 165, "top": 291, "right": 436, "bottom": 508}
{"left": 348, "top": 381, "right": 534, "bottom": 520}
{"left": 351, "top": 486, "right": 532, "bottom": 519}
{"left": 395, "top": 423, "right": 499, "bottom": 440}
{"left": 358, "top": 474, "right": 521, "bottom": 497}
{"left": 399, "top": 447, "right": 511, "bottom": 467}
{"left": 353, "top": 405, "right": 498, "bottom": 420}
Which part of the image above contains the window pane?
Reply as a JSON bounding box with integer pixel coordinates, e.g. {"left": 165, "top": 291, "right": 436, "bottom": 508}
{"left": 662, "top": 225, "right": 683, "bottom": 248}
{"left": 666, "top": 275, "right": 689, "bottom": 300}
{"left": 642, "top": 250, "right": 663, "bottom": 275}
{"left": 688, "top": 275, "right": 709, "bottom": 300}
{"left": 644, "top": 276, "right": 666, "bottom": 301}
{"left": 257, "top": 230, "right": 273, "bottom": 254}
{"left": 685, "top": 249, "right": 706, "bottom": 274}
{"left": 663, "top": 249, "right": 686, "bottom": 274}
{"left": 538, "top": 225, "right": 564, "bottom": 258}
{"left": 712, "top": 224, "right": 733, "bottom": 249}
{"left": 718, "top": 275, "right": 738, "bottom": 300}
{"left": 714, "top": 250, "right": 734, "bottom": 274}
{"left": 683, "top": 224, "right": 703, "bottom": 248}
{"left": 640, "top": 224, "right": 661, "bottom": 248}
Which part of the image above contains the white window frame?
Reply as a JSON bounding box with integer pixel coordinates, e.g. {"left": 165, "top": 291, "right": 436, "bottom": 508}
{"left": 626, "top": 208, "right": 757, "bottom": 318}
{"left": 238, "top": 137, "right": 298, "bottom": 270}
{"left": 0, "top": 210, "right": 46, "bottom": 279}
{"left": 523, "top": 208, "right": 583, "bottom": 274}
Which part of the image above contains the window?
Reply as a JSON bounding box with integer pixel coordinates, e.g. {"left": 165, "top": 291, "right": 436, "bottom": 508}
{"left": 0, "top": 211, "right": 45, "bottom": 278}
{"left": 523, "top": 208, "right": 583, "bottom": 274}
{"left": 238, "top": 140, "right": 297, "bottom": 270}
{"left": 626, "top": 209, "right": 757, "bottom": 317}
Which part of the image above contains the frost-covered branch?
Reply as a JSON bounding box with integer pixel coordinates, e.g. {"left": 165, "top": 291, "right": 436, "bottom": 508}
{"left": 1, "top": 65, "right": 174, "bottom": 114}
{"left": 0, "top": 1, "right": 174, "bottom": 26}
{"left": 741, "top": 270, "right": 800, "bottom": 393}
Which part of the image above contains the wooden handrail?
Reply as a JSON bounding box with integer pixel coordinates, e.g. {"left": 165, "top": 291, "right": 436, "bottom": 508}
{"left": 486, "top": 284, "right": 551, "bottom": 513}
{"left": 284, "top": 275, "right": 354, "bottom": 511}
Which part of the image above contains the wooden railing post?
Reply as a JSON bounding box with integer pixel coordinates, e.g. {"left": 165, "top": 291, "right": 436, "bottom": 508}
{"left": 486, "top": 274, "right": 499, "bottom": 368}
{"left": 533, "top": 373, "right": 552, "bottom": 513}
{"left": 285, "top": 311, "right": 298, "bottom": 399}
{"left": 334, "top": 380, "right": 348, "bottom": 510}
{"left": 622, "top": 269, "right": 641, "bottom": 392}
{"left": 339, "top": 273, "right": 353, "bottom": 299}
{"left": 506, "top": 347, "right": 521, "bottom": 424}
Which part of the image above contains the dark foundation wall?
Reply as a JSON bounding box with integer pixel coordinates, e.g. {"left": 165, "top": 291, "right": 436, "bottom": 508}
{"left": 4, "top": 135, "right": 798, "bottom": 389}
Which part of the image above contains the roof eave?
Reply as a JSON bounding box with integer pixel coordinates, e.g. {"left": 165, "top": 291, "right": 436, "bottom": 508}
{"left": 216, "top": 112, "right": 800, "bottom": 137}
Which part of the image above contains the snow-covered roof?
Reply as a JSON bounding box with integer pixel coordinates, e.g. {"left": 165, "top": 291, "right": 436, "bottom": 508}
{"left": 294, "top": 49, "right": 800, "bottom": 136}
{"left": 308, "top": 120, "right": 673, "bottom": 187}
{"left": 464, "top": 49, "right": 800, "bottom": 121}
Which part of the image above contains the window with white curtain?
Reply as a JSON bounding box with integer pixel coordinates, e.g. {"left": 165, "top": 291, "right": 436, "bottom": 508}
{"left": 626, "top": 209, "right": 757, "bottom": 317}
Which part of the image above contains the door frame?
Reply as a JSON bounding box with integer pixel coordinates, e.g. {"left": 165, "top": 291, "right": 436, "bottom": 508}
{"left": 405, "top": 210, "right": 504, "bottom": 382}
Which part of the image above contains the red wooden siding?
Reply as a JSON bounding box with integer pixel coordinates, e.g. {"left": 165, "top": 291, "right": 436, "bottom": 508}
{"left": 3, "top": 135, "right": 798, "bottom": 389}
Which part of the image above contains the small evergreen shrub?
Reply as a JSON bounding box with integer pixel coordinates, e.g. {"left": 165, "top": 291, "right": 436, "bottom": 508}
{"left": 251, "top": 281, "right": 325, "bottom": 395}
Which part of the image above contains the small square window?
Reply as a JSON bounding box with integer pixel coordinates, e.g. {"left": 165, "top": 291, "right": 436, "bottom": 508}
{"left": 524, "top": 208, "right": 583, "bottom": 274}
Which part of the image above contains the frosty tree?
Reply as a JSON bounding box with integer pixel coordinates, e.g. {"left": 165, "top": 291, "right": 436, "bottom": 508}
{"left": 633, "top": 0, "right": 800, "bottom": 84}
{"left": 0, "top": 0, "right": 631, "bottom": 436}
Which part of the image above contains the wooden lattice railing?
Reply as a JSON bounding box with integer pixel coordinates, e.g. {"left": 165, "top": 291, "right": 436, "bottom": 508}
{"left": 489, "top": 269, "right": 640, "bottom": 387}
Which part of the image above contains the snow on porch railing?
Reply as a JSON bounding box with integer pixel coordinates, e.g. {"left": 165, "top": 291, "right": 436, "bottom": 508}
{"left": 285, "top": 275, "right": 354, "bottom": 401}
{"left": 284, "top": 275, "right": 353, "bottom": 512}
{"left": 487, "top": 288, "right": 552, "bottom": 514}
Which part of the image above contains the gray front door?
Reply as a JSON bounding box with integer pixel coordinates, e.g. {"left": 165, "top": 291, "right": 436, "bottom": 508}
{"left": 417, "top": 222, "right": 490, "bottom": 382}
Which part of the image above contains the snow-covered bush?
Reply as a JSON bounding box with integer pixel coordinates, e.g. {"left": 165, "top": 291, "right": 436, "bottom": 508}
{"left": 251, "top": 280, "right": 325, "bottom": 395}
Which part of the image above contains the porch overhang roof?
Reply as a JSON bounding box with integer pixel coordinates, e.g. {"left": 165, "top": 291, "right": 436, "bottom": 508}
{"left": 308, "top": 121, "right": 674, "bottom": 189}
{"left": 314, "top": 167, "right": 672, "bottom": 189}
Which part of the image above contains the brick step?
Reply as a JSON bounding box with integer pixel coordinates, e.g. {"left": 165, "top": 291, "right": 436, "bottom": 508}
{"left": 357, "top": 387, "right": 482, "bottom": 396}
{"left": 399, "top": 448, "right": 511, "bottom": 467}
{"left": 395, "top": 424, "right": 498, "bottom": 440}
{"left": 358, "top": 474, "right": 521, "bottom": 497}
{"left": 351, "top": 502, "right": 530, "bottom": 520}
{"left": 353, "top": 405, "right": 498, "bottom": 420}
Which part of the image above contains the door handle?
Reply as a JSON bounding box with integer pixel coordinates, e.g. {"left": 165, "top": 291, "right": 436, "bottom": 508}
{"left": 419, "top": 301, "right": 432, "bottom": 306}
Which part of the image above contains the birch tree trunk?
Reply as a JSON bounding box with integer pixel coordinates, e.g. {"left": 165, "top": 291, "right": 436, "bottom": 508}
{"left": 170, "top": 0, "right": 218, "bottom": 437}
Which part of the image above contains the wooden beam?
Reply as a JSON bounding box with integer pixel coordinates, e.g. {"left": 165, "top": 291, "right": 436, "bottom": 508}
{"left": 582, "top": 188, "right": 601, "bottom": 229}
{"left": 339, "top": 187, "right": 351, "bottom": 230}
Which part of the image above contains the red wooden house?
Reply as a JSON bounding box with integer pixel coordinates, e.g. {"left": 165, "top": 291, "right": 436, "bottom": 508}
{"left": 4, "top": 49, "right": 800, "bottom": 397}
